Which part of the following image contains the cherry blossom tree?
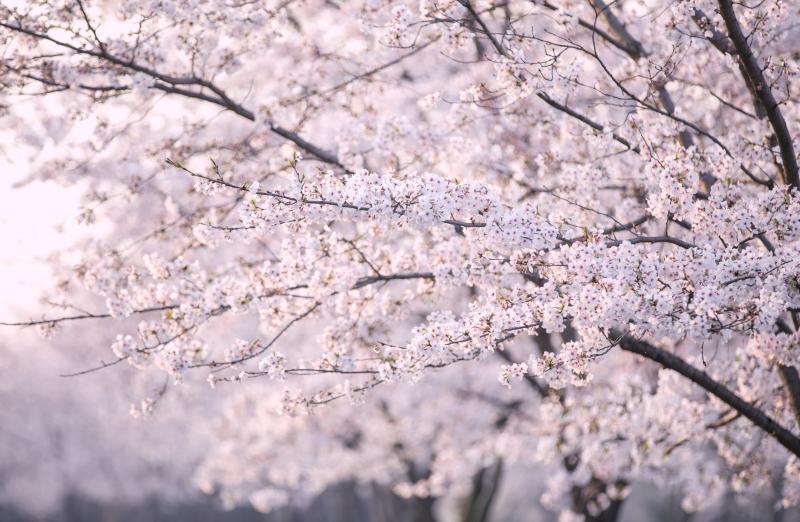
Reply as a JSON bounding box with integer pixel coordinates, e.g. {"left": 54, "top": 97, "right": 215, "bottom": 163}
{"left": 2, "top": 0, "right": 800, "bottom": 519}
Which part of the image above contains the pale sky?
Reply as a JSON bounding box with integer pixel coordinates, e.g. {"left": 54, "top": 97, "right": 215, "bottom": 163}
{"left": 0, "top": 157, "right": 87, "bottom": 317}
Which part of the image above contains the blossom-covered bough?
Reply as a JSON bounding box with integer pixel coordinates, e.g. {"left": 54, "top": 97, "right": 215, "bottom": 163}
{"left": 2, "top": 0, "right": 800, "bottom": 519}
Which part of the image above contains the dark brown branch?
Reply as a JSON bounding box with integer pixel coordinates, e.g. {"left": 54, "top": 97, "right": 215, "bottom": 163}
{"left": 774, "top": 318, "right": 800, "bottom": 427}
{"left": 589, "top": 0, "right": 709, "bottom": 183}
{"left": 779, "top": 365, "right": 800, "bottom": 428}
{"left": 716, "top": 0, "right": 799, "bottom": 188}
{"left": 268, "top": 124, "right": 346, "bottom": 170}
{"left": 618, "top": 333, "right": 800, "bottom": 457}
{"left": 459, "top": 0, "right": 506, "bottom": 57}
{"left": 0, "top": 20, "right": 349, "bottom": 172}
{"left": 536, "top": 92, "right": 640, "bottom": 153}
{"left": 75, "top": 0, "right": 105, "bottom": 51}
{"left": 351, "top": 272, "right": 435, "bottom": 290}
{"left": 692, "top": 9, "right": 766, "bottom": 119}
{"left": 607, "top": 235, "right": 696, "bottom": 249}
{"left": 586, "top": 1, "right": 770, "bottom": 191}
{"left": 588, "top": 0, "right": 644, "bottom": 59}
{"left": 465, "top": 460, "right": 504, "bottom": 522}
{"left": 536, "top": 0, "right": 640, "bottom": 57}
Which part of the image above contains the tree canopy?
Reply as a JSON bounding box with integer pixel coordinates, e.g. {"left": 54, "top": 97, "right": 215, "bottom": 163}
{"left": 2, "top": 0, "right": 800, "bottom": 519}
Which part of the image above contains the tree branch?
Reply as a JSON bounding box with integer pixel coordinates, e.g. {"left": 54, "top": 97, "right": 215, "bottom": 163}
{"left": 459, "top": 0, "right": 506, "bottom": 57}
{"left": 716, "top": 0, "right": 799, "bottom": 188}
{"left": 535, "top": 92, "right": 640, "bottom": 153}
{"left": 0, "top": 20, "right": 349, "bottom": 172}
{"left": 588, "top": 0, "right": 644, "bottom": 60}
{"left": 617, "top": 333, "right": 800, "bottom": 458}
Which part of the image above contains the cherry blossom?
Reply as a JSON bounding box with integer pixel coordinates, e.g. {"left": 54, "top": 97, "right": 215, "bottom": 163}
{"left": 2, "top": 0, "right": 800, "bottom": 519}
